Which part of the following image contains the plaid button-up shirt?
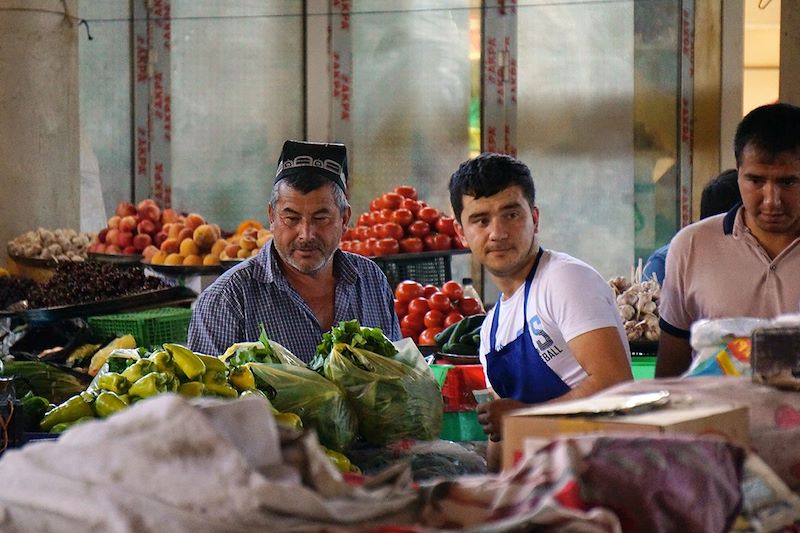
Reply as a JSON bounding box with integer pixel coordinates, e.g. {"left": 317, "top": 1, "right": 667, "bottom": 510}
{"left": 188, "top": 242, "right": 401, "bottom": 363}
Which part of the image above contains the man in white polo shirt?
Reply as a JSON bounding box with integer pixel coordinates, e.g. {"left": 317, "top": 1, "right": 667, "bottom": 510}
{"left": 656, "top": 102, "right": 800, "bottom": 377}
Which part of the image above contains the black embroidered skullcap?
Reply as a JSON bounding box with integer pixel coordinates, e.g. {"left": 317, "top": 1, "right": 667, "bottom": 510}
{"left": 274, "top": 140, "right": 348, "bottom": 192}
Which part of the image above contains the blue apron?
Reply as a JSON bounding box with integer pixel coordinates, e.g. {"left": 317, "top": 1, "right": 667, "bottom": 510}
{"left": 486, "top": 248, "right": 570, "bottom": 403}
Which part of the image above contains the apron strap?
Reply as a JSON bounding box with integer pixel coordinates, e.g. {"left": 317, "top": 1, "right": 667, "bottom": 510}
{"left": 490, "top": 248, "right": 544, "bottom": 349}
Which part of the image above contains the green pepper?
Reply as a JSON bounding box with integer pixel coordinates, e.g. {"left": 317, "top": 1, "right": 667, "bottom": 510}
{"left": 150, "top": 350, "right": 174, "bottom": 373}
{"left": 128, "top": 372, "right": 169, "bottom": 398}
{"left": 178, "top": 381, "right": 205, "bottom": 397}
{"left": 94, "top": 391, "right": 128, "bottom": 417}
{"left": 49, "top": 416, "right": 94, "bottom": 434}
{"left": 121, "top": 359, "right": 156, "bottom": 384}
{"left": 40, "top": 394, "right": 95, "bottom": 431}
{"left": 96, "top": 372, "right": 130, "bottom": 394}
{"left": 202, "top": 370, "right": 238, "bottom": 398}
{"left": 229, "top": 366, "right": 256, "bottom": 391}
{"left": 21, "top": 392, "right": 52, "bottom": 423}
{"left": 163, "top": 343, "right": 206, "bottom": 380}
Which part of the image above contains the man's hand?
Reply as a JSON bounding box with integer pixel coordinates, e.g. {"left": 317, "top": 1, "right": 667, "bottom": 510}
{"left": 655, "top": 330, "right": 692, "bottom": 377}
{"left": 476, "top": 398, "right": 526, "bottom": 441}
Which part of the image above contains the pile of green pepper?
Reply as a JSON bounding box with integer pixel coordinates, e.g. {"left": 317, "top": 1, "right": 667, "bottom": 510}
{"left": 38, "top": 342, "right": 301, "bottom": 433}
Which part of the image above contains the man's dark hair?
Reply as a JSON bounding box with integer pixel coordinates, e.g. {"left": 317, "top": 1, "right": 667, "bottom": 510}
{"left": 700, "top": 168, "right": 741, "bottom": 219}
{"left": 448, "top": 153, "right": 536, "bottom": 223}
{"left": 734, "top": 102, "right": 800, "bottom": 165}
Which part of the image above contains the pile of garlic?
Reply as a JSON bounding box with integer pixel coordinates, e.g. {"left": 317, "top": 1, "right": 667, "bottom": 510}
{"left": 608, "top": 274, "right": 661, "bottom": 342}
{"left": 7, "top": 228, "right": 93, "bottom": 262}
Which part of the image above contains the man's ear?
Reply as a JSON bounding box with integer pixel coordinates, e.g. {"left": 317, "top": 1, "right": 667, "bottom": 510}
{"left": 531, "top": 206, "right": 540, "bottom": 234}
{"left": 454, "top": 221, "right": 465, "bottom": 240}
{"left": 342, "top": 205, "right": 352, "bottom": 228}
{"left": 267, "top": 204, "right": 274, "bottom": 226}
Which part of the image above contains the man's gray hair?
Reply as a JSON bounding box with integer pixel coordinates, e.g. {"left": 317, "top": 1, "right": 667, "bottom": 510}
{"left": 269, "top": 176, "right": 350, "bottom": 215}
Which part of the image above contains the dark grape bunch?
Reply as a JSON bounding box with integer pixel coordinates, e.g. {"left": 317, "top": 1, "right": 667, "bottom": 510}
{"left": 0, "top": 276, "right": 40, "bottom": 310}
{"left": 26, "top": 262, "right": 169, "bottom": 308}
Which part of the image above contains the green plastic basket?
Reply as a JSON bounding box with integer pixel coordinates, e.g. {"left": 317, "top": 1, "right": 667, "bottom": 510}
{"left": 632, "top": 356, "right": 656, "bottom": 380}
{"left": 440, "top": 411, "right": 486, "bottom": 441}
{"left": 88, "top": 307, "right": 193, "bottom": 348}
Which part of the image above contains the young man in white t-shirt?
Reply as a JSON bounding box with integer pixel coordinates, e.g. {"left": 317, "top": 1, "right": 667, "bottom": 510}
{"left": 448, "top": 152, "right": 632, "bottom": 470}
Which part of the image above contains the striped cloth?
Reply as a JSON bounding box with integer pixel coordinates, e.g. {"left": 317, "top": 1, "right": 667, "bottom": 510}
{"left": 188, "top": 242, "right": 400, "bottom": 363}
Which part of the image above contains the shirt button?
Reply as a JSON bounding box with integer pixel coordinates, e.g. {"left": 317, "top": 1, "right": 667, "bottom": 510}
{"left": 770, "top": 265, "right": 776, "bottom": 271}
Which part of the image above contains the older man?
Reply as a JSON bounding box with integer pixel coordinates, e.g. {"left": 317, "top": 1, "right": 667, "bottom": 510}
{"left": 656, "top": 102, "right": 800, "bottom": 377}
{"left": 188, "top": 140, "right": 400, "bottom": 362}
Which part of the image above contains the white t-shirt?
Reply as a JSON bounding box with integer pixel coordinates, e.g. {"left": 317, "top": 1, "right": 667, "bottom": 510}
{"left": 479, "top": 250, "right": 630, "bottom": 389}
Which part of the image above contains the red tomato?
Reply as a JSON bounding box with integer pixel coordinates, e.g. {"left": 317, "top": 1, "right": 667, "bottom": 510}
{"left": 400, "top": 198, "right": 421, "bottom": 215}
{"left": 418, "top": 326, "right": 444, "bottom": 346}
{"left": 369, "top": 198, "right": 381, "bottom": 212}
{"left": 394, "top": 186, "right": 418, "bottom": 200}
{"left": 418, "top": 206, "right": 441, "bottom": 224}
{"left": 342, "top": 228, "right": 355, "bottom": 240}
{"left": 441, "top": 280, "right": 464, "bottom": 302}
{"left": 365, "top": 237, "right": 378, "bottom": 256}
{"left": 391, "top": 208, "right": 414, "bottom": 227}
{"left": 374, "top": 237, "right": 400, "bottom": 256}
{"left": 422, "top": 284, "right": 439, "bottom": 298}
{"left": 407, "top": 297, "right": 429, "bottom": 316}
{"left": 380, "top": 192, "right": 404, "bottom": 210}
{"left": 351, "top": 241, "right": 369, "bottom": 256}
{"left": 401, "top": 313, "right": 425, "bottom": 333}
{"left": 354, "top": 226, "right": 369, "bottom": 241}
{"left": 379, "top": 208, "right": 394, "bottom": 224}
{"left": 428, "top": 291, "right": 453, "bottom": 312}
{"left": 395, "top": 280, "right": 424, "bottom": 302}
{"left": 357, "top": 213, "right": 372, "bottom": 227}
{"left": 372, "top": 210, "right": 388, "bottom": 225}
{"left": 394, "top": 298, "right": 408, "bottom": 318}
{"left": 435, "top": 216, "right": 457, "bottom": 237}
{"left": 443, "top": 311, "right": 465, "bottom": 328}
{"left": 424, "top": 309, "right": 445, "bottom": 328}
{"left": 382, "top": 222, "right": 404, "bottom": 241}
{"left": 458, "top": 297, "right": 484, "bottom": 316}
{"left": 408, "top": 220, "right": 431, "bottom": 238}
{"left": 372, "top": 223, "right": 386, "bottom": 238}
{"left": 399, "top": 237, "right": 424, "bottom": 254}
{"left": 339, "top": 241, "right": 352, "bottom": 252}
{"left": 401, "top": 328, "right": 418, "bottom": 341}
{"left": 423, "top": 233, "right": 451, "bottom": 251}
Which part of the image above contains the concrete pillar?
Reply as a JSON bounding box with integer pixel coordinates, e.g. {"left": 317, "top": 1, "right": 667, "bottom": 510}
{"left": 779, "top": 3, "right": 800, "bottom": 106}
{"left": 0, "top": 0, "right": 80, "bottom": 266}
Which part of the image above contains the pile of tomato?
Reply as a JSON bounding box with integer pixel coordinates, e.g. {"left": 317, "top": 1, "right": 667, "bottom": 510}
{"left": 340, "top": 186, "right": 468, "bottom": 257}
{"left": 394, "top": 279, "right": 485, "bottom": 346}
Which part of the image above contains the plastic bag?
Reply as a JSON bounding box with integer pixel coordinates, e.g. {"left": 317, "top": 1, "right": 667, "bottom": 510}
{"left": 248, "top": 363, "right": 357, "bottom": 451}
{"left": 685, "top": 317, "right": 769, "bottom": 377}
{"left": 321, "top": 337, "right": 443, "bottom": 445}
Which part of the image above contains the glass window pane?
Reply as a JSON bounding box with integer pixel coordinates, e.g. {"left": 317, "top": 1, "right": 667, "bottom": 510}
{"left": 170, "top": 1, "right": 304, "bottom": 231}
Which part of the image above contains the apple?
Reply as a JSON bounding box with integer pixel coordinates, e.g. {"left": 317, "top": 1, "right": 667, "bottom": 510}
{"left": 132, "top": 233, "right": 152, "bottom": 251}
{"left": 116, "top": 231, "right": 134, "bottom": 249}
{"left": 105, "top": 228, "right": 119, "bottom": 245}
{"left": 119, "top": 216, "right": 138, "bottom": 233}
{"left": 137, "top": 219, "right": 156, "bottom": 236}
{"left": 122, "top": 245, "right": 138, "bottom": 255}
{"left": 154, "top": 230, "right": 168, "bottom": 248}
{"left": 137, "top": 200, "right": 161, "bottom": 223}
{"left": 107, "top": 215, "right": 121, "bottom": 229}
{"left": 116, "top": 201, "right": 137, "bottom": 217}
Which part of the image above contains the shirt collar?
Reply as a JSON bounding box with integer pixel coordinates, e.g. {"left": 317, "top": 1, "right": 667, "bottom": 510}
{"left": 254, "top": 240, "right": 359, "bottom": 285}
{"left": 723, "top": 202, "right": 743, "bottom": 235}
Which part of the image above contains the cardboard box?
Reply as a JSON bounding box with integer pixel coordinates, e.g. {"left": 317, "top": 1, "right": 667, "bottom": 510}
{"left": 502, "top": 394, "right": 749, "bottom": 471}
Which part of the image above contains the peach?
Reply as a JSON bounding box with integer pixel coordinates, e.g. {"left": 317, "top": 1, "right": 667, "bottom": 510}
{"left": 119, "top": 216, "right": 138, "bottom": 233}
{"left": 107, "top": 215, "right": 121, "bottom": 230}
{"left": 224, "top": 244, "right": 240, "bottom": 258}
{"left": 160, "top": 237, "right": 180, "bottom": 255}
{"left": 105, "top": 244, "right": 121, "bottom": 254}
{"left": 154, "top": 231, "right": 168, "bottom": 248}
{"left": 167, "top": 223, "right": 184, "bottom": 239}
{"left": 239, "top": 235, "right": 257, "bottom": 251}
{"left": 256, "top": 229, "right": 272, "bottom": 248}
{"left": 132, "top": 233, "right": 152, "bottom": 251}
{"left": 237, "top": 248, "right": 251, "bottom": 259}
{"left": 178, "top": 227, "right": 194, "bottom": 242}
{"left": 161, "top": 207, "right": 180, "bottom": 224}
{"left": 105, "top": 228, "right": 119, "bottom": 245}
{"left": 210, "top": 239, "right": 227, "bottom": 256}
{"left": 122, "top": 245, "right": 138, "bottom": 255}
{"left": 117, "top": 231, "right": 134, "bottom": 249}
{"left": 97, "top": 228, "right": 109, "bottom": 244}
{"left": 242, "top": 227, "right": 259, "bottom": 240}
{"left": 137, "top": 219, "right": 156, "bottom": 236}
{"left": 137, "top": 200, "right": 161, "bottom": 222}
{"left": 164, "top": 253, "right": 184, "bottom": 266}
{"left": 192, "top": 224, "right": 220, "bottom": 251}
{"left": 184, "top": 213, "right": 206, "bottom": 231}
{"left": 116, "top": 201, "right": 137, "bottom": 217}
{"left": 150, "top": 250, "right": 167, "bottom": 265}
{"left": 202, "top": 254, "right": 220, "bottom": 266}
{"left": 250, "top": 248, "right": 259, "bottom": 257}
{"left": 142, "top": 244, "right": 159, "bottom": 260}
{"left": 182, "top": 254, "right": 203, "bottom": 266}
{"left": 91, "top": 242, "right": 106, "bottom": 253}
{"left": 179, "top": 238, "right": 199, "bottom": 257}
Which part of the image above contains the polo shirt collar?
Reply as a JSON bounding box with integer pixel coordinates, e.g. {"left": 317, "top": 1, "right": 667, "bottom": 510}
{"left": 723, "top": 202, "right": 743, "bottom": 235}
{"left": 254, "top": 240, "right": 358, "bottom": 285}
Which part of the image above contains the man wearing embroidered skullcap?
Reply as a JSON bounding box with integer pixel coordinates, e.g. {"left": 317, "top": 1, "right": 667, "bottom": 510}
{"left": 189, "top": 140, "right": 400, "bottom": 363}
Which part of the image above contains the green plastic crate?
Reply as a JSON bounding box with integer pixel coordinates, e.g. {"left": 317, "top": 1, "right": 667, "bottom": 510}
{"left": 440, "top": 411, "right": 486, "bottom": 441}
{"left": 632, "top": 356, "right": 656, "bottom": 380}
{"left": 430, "top": 363, "right": 454, "bottom": 389}
{"left": 88, "top": 307, "right": 193, "bottom": 348}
